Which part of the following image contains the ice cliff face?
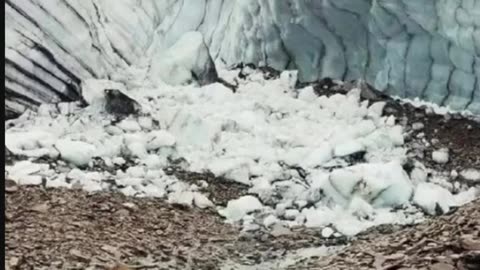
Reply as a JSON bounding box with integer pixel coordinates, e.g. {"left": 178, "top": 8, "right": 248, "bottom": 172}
{"left": 5, "top": 0, "right": 480, "bottom": 117}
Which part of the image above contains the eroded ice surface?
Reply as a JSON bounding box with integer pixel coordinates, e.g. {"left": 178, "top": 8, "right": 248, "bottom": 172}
{"left": 5, "top": 0, "right": 480, "bottom": 117}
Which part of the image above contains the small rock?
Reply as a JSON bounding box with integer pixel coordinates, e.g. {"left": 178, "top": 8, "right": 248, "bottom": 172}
{"left": 356, "top": 80, "right": 390, "bottom": 101}
{"left": 317, "top": 77, "right": 335, "bottom": 91}
{"left": 30, "top": 203, "right": 50, "bottom": 213}
{"left": 115, "top": 209, "right": 130, "bottom": 217}
{"left": 122, "top": 202, "right": 137, "bottom": 210}
{"left": 52, "top": 197, "right": 67, "bottom": 205}
{"left": 8, "top": 257, "right": 21, "bottom": 268}
{"left": 430, "top": 262, "right": 456, "bottom": 270}
{"left": 5, "top": 179, "right": 18, "bottom": 193}
{"left": 104, "top": 89, "right": 140, "bottom": 116}
{"left": 414, "top": 110, "right": 425, "bottom": 118}
{"left": 101, "top": 245, "right": 122, "bottom": 259}
{"left": 432, "top": 149, "right": 449, "bottom": 164}
{"left": 110, "top": 265, "right": 131, "bottom": 270}
{"left": 412, "top": 122, "right": 424, "bottom": 131}
{"left": 435, "top": 203, "right": 444, "bottom": 215}
{"left": 69, "top": 248, "right": 90, "bottom": 262}
{"left": 459, "top": 235, "right": 480, "bottom": 250}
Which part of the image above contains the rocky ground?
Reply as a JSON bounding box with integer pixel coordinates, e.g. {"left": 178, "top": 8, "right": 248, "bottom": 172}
{"left": 289, "top": 198, "right": 480, "bottom": 270}
{"left": 5, "top": 184, "right": 480, "bottom": 270}
{"left": 6, "top": 184, "right": 239, "bottom": 270}
{"left": 5, "top": 184, "right": 344, "bottom": 270}
{"left": 5, "top": 69, "right": 480, "bottom": 269}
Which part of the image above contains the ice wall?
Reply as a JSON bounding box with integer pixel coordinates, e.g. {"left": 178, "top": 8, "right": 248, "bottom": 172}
{"left": 5, "top": 0, "right": 480, "bottom": 117}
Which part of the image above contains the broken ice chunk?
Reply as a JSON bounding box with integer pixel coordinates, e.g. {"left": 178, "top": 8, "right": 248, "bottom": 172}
{"left": 218, "top": 195, "right": 263, "bottom": 222}
{"left": 432, "top": 148, "right": 449, "bottom": 164}
{"left": 55, "top": 139, "right": 96, "bottom": 167}
{"left": 413, "top": 182, "right": 453, "bottom": 215}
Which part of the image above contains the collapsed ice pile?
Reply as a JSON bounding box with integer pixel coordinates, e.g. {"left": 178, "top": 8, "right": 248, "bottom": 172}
{"left": 5, "top": 68, "right": 479, "bottom": 236}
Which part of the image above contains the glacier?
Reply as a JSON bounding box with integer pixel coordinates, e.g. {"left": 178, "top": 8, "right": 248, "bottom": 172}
{"left": 5, "top": 0, "right": 480, "bottom": 117}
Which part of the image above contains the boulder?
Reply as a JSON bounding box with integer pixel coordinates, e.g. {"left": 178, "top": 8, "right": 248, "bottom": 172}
{"left": 104, "top": 89, "right": 141, "bottom": 116}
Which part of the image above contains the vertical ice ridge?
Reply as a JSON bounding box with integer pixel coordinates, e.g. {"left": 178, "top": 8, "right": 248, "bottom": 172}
{"left": 4, "top": 0, "right": 480, "bottom": 117}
